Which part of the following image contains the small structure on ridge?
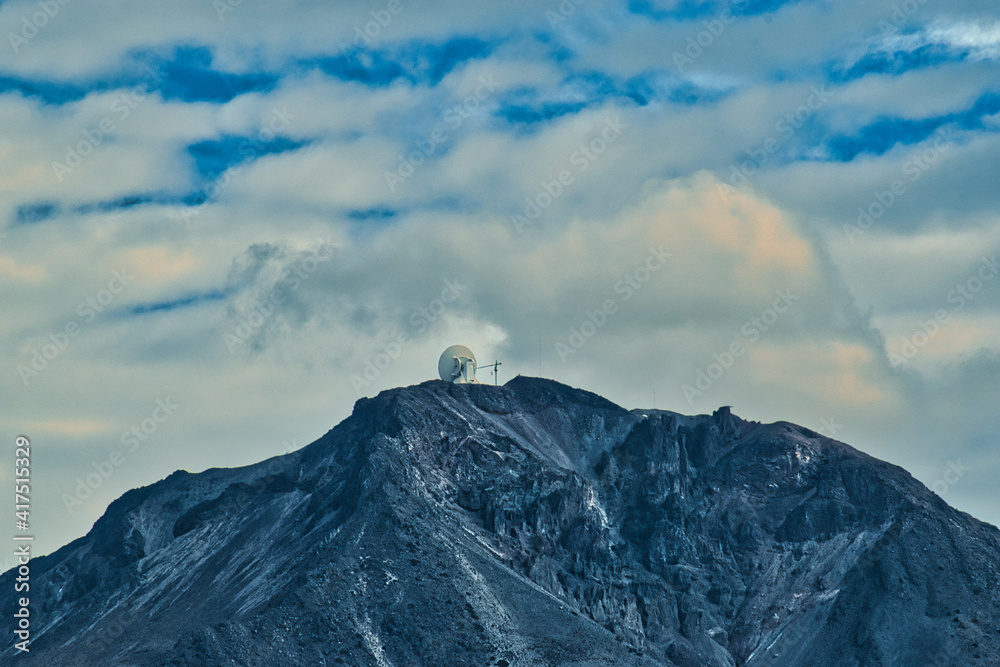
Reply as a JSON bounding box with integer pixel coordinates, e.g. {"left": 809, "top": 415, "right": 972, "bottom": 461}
{"left": 438, "top": 344, "right": 479, "bottom": 384}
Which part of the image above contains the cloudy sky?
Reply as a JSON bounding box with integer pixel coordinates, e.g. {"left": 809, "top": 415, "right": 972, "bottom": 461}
{"left": 2, "top": 0, "right": 999, "bottom": 558}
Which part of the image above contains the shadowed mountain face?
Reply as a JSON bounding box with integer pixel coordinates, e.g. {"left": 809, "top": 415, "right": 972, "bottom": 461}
{"left": 4, "top": 377, "right": 1000, "bottom": 666}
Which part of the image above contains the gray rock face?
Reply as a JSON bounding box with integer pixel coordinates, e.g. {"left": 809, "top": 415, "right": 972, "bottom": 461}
{"left": 4, "top": 377, "right": 999, "bottom": 665}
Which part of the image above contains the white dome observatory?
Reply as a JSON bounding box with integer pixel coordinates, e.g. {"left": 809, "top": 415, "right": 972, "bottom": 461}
{"left": 438, "top": 344, "right": 479, "bottom": 384}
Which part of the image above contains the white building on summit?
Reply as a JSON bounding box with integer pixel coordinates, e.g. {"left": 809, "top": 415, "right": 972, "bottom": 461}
{"left": 438, "top": 344, "right": 478, "bottom": 384}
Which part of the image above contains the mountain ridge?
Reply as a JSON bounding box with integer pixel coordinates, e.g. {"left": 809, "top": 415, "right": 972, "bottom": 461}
{"left": 4, "top": 376, "right": 999, "bottom": 665}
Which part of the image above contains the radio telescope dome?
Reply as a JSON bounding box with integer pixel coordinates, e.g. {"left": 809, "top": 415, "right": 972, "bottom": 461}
{"left": 438, "top": 345, "right": 479, "bottom": 384}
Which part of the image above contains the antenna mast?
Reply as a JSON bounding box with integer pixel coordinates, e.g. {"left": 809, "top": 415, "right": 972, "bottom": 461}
{"left": 484, "top": 360, "right": 502, "bottom": 385}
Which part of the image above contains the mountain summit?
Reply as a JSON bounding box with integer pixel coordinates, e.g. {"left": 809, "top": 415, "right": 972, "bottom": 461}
{"left": 5, "top": 377, "right": 999, "bottom": 665}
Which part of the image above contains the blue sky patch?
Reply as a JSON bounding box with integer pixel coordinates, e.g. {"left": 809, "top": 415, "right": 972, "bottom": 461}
{"left": 186, "top": 135, "right": 310, "bottom": 180}
{"left": 498, "top": 100, "right": 589, "bottom": 125}
{"left": 822, "top": 90, "right": 999, "bottom": 161}
{"left": 306, "top": 36, "right": 495, "bottom": 87}
{"left": 75, "top": 194, "right": 158, "bottom": 215}
{"left": 346, "top": 207, "right": 398, "bottom": 221}
{"left": 144, "top": 46, "right": 278, "bottom": 103}
{"left": 0, "top": 74, "right": 88, "bottom": 105}
{"left": 494, "top": 70, "right": 729, "bottom": 127}
{"left": 831, "top": 43, "right": 968, "bottom": 82}
{"left": 14, "top": 202, "right": 60, "bottom": 225}
{"left": 0, "top": 45, "right": 276, "bottom": 107}
{"left": 628, "top": 0, "right": 802, "bottom": 21}
{"left": 124, "top": 288, "right": 230, "bottom": 316}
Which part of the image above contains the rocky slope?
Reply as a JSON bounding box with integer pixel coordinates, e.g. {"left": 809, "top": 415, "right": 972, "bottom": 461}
{"left": 3, "top": 376, "right": 999, "bottom": 665}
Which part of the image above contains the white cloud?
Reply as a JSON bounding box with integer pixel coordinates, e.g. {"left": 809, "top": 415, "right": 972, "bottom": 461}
{"left": 881, "top": 19, "right": 1000, "bottom": 62}
{"left": 4, "top": 0, "right": 1000, "bottom": 558}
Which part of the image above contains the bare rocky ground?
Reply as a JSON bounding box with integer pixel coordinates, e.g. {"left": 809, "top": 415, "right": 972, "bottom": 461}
{"left": 3, "top": 376, "right": 999, "bottom": 665}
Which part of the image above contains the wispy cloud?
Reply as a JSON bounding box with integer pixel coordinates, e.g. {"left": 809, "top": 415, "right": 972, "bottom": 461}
{"left": 304, "top": 36, "right": 497, "bottom": 87}
{"left": 3, "top": 0, "right": 1000, "bottom": 560}
{"left": 818, "top": 91, "right": 998, "bottom": 161}
{"left": 495, "top": 70, "right": 734, "bottom": 128}
{"left": 832, "top": 20, "right": 1000, "bottom": 81}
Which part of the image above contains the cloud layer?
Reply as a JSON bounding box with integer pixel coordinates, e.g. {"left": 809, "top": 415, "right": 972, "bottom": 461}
{"left": 2, "top": 0, "right": 999, "bottom": 558}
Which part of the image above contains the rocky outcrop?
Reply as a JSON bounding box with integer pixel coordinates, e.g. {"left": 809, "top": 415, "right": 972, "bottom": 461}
{"left": 3, "top": 377, "right": 999, "bottom": 665}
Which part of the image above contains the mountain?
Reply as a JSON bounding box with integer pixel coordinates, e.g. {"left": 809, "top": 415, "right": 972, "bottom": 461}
{"left": 4, "top": 377, "right": 1000, "bottom": 666}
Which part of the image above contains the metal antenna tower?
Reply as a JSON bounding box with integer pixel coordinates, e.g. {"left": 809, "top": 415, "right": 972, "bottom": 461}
{"left": 484, "top": 360, "right": 502, "bottom": 385}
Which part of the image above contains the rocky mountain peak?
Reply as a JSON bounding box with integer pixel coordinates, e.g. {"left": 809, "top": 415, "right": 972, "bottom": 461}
{"left": 4, "top": 377, "right": 999, "bottom": 665}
